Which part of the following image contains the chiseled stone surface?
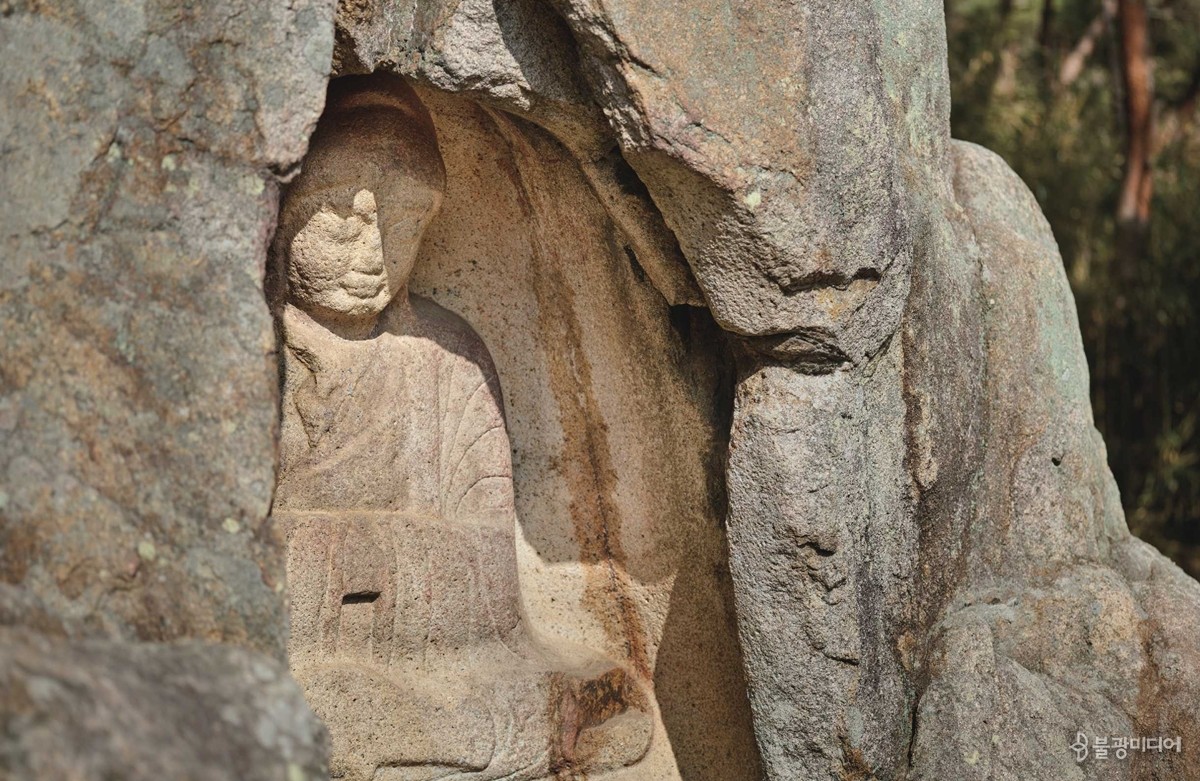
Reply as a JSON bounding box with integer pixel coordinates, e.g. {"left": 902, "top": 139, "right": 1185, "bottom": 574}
{"left": 271, "top": 78, "right": 654, "bottom": 780}
{"left": 410, "top": 89, "right": 761, "bottom": 781}
{"left": 325, "top": 0, "right": 707, "bottom": 310}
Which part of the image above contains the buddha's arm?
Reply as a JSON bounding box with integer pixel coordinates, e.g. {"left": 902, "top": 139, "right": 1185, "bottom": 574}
{"left": 438, "top": 342, "right": 518, "bottom": 529}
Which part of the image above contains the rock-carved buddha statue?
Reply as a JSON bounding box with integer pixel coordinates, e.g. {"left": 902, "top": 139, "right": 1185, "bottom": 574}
{"left": 270, "top": 74, "right": 652, "bottom": 781}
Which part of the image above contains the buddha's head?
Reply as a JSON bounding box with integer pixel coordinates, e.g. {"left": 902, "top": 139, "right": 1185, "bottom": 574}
{"left": 272, "top": 75, "right": 445, "bottom": 331}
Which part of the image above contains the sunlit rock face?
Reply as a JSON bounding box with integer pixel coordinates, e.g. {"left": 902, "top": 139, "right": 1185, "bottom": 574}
{"left": 3, "top": 1, "right": 1199, "bottom": 781}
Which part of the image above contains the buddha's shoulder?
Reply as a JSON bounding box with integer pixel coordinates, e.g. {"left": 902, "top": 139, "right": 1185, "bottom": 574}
{"left": 390, "top": 294, "right": 499, "bottom": 375}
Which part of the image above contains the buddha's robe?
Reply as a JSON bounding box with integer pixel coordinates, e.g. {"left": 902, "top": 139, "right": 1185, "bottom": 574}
{"left": 274, "top": 297, "right": 650, "bottom": 781}
{"left": 275, "top": 297, "right": 525, "bottom": 669}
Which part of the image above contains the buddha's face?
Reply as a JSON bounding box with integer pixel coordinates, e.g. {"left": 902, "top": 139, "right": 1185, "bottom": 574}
{"left": 285, "top": 187, "right": 387, "bottom": 319}
{"left": 278, "top": 100, "right": 448, "bottom": 331}
{"left": 280, "top": 149, "right": 443, "bottom": 326}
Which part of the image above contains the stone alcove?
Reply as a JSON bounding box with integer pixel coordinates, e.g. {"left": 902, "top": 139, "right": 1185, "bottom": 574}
{"left": 270, "top": 77, "right": 761, "bottom": 780}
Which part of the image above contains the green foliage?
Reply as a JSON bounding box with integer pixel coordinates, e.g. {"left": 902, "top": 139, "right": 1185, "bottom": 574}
{"left": 946, "top": 0, "right": 1200, "bottom": 574}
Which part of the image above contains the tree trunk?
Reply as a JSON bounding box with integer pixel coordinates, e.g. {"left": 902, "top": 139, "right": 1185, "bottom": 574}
{"left": 1116, "top": 0, "right": 1154, "bottom": 231}
{"left": 1039, "top": 0, "right": 1056, "bottom": 51}
{"left": 1176, "top": 67, "right": 1200, "bottom": 120}
{"left": 1059, "top": 0, "right": 1117, "bottom": 87}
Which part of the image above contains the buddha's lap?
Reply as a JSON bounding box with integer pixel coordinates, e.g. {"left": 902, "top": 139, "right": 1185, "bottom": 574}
{"left": 294, "top": 655, "right": 651, "bottom": 777}
{"left": 280, "top": 509, "right": 525, "bottom": 655}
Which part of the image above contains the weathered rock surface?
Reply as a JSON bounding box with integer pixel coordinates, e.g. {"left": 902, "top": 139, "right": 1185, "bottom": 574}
{"left": 4, "top": 0, "right": 1199, "bottom": 780}
{"left": 1, "top": 0, "right": 333, "bottom": 657}
{"left": 905, "top": 141, "right": 1200, "bottom": 781}
{"left": 554, "top": 0, "right": 913, "bottom": 361}
{"left": 0, "top": 627, "right": 326, "bottom": 780}
{"left": 1, "top": 0, "right": 335, "bottom": 774}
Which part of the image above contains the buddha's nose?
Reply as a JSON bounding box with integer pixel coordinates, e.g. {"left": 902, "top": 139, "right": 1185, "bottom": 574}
{"left": 352, "top": 188, "right": 377, "bottom": 218}
{"left": 354, "top": 224, "right": 385, "bottom": 274}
